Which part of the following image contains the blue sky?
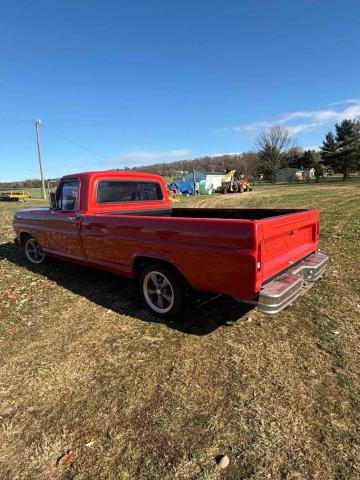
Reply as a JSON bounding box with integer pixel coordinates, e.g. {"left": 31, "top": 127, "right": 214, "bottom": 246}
{"left": 1, "top": 0, "right": 360, "bottom": 181}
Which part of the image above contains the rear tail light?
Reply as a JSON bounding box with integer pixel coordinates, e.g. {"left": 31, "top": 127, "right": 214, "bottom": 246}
{"left": 312, "top": 221, "right": 320, "bottom": 242}
{"left": 257, "top": 242, "right": 262, "bottom": 271}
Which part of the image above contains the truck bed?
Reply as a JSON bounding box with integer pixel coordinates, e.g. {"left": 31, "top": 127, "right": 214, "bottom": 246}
{"left": 107, "top": 207, "right": 307, "bottom": 220}
{"left": 106, "top": 206, "right": 319, "bottom": 282}
{"left": 81, "top": 206, "right": 319, "bottom": 300}
{"left": 173, "top": 207, "right": 307, "bottom": 220}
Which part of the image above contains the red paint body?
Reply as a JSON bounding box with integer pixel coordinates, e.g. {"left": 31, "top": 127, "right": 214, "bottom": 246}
{"left": 13, "top": 171, "right": 320, "bottom": 299}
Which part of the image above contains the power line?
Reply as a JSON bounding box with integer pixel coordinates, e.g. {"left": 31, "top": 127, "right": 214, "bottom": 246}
{"left": 0, "top": 114, "right": 112, "bottom": 161}
{"left": 41, "top": 123, "right": 111, "bottom": 159}
{"left": 0, "top": 115, "right": 30, "bottom": 124}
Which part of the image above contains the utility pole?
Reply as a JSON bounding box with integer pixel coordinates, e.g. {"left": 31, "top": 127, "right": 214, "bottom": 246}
{"left": 34, "top": 119, "right": 46, "bottom": 199}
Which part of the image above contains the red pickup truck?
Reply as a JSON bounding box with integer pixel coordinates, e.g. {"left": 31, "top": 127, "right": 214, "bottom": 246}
{"left": 13, "top": 170, "right": 328, "bottom": 317}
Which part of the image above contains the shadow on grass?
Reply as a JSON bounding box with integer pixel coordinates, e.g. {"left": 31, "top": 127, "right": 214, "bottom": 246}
{"left": 0, "top": 242, "right": 252, "bottom": 335}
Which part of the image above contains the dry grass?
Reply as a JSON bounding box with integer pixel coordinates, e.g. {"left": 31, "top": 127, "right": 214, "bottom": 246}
{"left": 0, "top": 182, "right": 359, "bottom": 479}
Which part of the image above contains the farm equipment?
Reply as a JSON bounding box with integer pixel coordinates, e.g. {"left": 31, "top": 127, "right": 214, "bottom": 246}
{"left": 0, "top": 191, "right": 31, "bottom": 201}
{"left": 220, "top": 170, "right": 253, "bottom": 194}
{"left": 239, "top": 176, "right": 252, "bottom": 193}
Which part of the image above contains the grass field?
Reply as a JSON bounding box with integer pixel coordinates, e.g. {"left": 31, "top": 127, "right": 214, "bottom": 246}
{"left": 0, "top": 181, "right": 359, "bottom": 479}
{"left": 0, "top": 175, "right": 358, "bottom": 201}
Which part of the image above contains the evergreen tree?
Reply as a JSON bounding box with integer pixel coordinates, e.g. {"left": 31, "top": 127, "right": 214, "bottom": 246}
{"left": 284, "top": 147, "right": 304, "bottom": 169}
{"left": 301, "top": 150, "right": 318, "bottom": 169}
{"left": 320, "top": 120, "right": 360, "bottom": 180}
{"left": 335, "top": 119, "right": 360, "bottom": 180}
{"left": 320, "top": 132, "right": 337, "bottom": 162}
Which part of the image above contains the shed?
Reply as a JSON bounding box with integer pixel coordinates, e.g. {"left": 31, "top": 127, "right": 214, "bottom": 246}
{"left": 174, "top": 171, "right": 225, "bottom": 193}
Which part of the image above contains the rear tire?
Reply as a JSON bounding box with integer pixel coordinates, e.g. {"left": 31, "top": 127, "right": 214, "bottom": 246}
{"left": 139, "top": 264, "right": 186, "bottom": 318}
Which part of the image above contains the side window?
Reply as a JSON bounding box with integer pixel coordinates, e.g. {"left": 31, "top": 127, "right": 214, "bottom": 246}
{"left": 97, "top": 181, "right": 163, "bottom": 203}
{"left": 56, "top": 180, "right": 79, "bottom": 211}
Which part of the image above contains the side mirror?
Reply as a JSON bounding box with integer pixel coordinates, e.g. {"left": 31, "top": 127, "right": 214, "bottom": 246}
{"left": 49, "top": 192, "right": 57, "bottom": 210}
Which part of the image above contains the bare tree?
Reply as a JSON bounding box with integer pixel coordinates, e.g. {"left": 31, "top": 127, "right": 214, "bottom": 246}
{"left": 256, "top": 125, "right": 294, "bottom": 182}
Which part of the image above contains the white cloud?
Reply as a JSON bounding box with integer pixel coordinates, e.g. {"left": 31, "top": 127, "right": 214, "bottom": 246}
{"left": 108, "top": 149, "right": 192, "bottom": 165}
{"left": 302, "top": 144, "right": 320, "bottom": 151}
{"left": 233, "top": 101, "right": 360, "bottom": 137}
{"left": 279, "top": 110, "right": 338, "bottom": 123}
{"left": 329, "top": 98, "right": 360, "bottom": 106}
{"left": 209, "top": 151, "right": 242, "bottom": 157}
{"left": 233, "top": 120, "right": 272, "bottom": 133}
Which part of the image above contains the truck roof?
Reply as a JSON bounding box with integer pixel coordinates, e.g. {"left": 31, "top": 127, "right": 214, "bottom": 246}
{"left": 62, "top": 170, "right": 163, "bottom": 182}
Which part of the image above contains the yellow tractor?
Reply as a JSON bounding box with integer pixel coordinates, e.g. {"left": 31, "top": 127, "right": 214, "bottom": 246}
{"left": 220, "top": 170, "right": 253, "bottom": 193}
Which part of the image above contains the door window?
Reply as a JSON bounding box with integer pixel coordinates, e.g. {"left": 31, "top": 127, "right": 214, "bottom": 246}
{"left": 56, "top": 180, "right": 79, "bottom": 211}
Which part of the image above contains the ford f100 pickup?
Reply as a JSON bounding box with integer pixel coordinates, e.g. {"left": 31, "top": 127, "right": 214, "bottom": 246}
{"left": 13, "top": 170, "right": 328, "bottom": 317}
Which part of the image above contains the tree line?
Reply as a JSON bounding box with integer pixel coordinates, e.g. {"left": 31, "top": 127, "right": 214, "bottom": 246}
{"left": 130, "top": 148, "right": 322, "bottom": 180}
{"left": 254, "top": 119, "right": 360, "bottom": 182}
{"left": 1, "top": 118, "right": 359, "bottom": 189}
{"left": 0, "top": 178, "right": 60, "bottom": 191}
{"left": 133, "top": 118, "right": 360, "bottom": 181}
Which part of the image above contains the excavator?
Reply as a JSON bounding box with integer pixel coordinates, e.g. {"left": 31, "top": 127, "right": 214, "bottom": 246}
{"left": 220, "top": 170, "right": 252, "bottom": 194}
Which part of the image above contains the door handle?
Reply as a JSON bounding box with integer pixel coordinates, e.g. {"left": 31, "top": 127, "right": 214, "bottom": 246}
{"left": 67, "top": 212, "right": 82, "bottom": 221}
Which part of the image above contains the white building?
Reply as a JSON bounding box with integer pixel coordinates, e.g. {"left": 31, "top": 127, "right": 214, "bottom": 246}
{"left": 174, "top": 171, "right": 225, "bottom": 192}
{"left": 275, "top": 167, "right": 315, "bottom": 183}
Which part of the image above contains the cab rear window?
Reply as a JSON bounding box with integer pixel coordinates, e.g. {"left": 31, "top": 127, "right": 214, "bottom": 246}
{"left": 97, "top": 180, "right": 163, "bottom": 203}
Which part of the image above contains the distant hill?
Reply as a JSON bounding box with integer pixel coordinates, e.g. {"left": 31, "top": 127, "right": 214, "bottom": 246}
{"left": 0, "top": 178, "right": 60, "bottom": 190}
{"left": 130, "top": 152, "right": 260, "bottom": 178}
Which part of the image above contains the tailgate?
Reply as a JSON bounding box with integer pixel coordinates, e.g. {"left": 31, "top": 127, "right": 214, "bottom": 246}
{"left": 259, "top": 209, "right": 319, "bottom": 282}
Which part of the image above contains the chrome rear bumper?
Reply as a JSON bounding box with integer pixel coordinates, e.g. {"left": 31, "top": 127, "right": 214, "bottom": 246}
{"left": 256, "top": 252, "right": 329, "bottom": 314}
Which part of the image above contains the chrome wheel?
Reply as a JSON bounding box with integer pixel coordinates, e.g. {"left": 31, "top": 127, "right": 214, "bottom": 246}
{"left": 24, "top": 238, "right": 45, "bottom": 264}
{"left": 143, "top": 271, "right": 174, "bottom": 314}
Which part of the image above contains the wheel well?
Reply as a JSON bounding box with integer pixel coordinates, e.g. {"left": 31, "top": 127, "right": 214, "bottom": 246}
{"left": 133, "top": 256, "right": 188, "bottom": 285}
{"left": 20, "top": 232, "right": 32, "bottom": 246}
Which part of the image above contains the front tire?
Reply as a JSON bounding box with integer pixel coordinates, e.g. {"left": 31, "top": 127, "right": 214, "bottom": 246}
{"left": 139, "top": 265, "right": 186, "bottom": 318}
{"left": 24, "top": 236, "right": 46, "bottom": 264}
